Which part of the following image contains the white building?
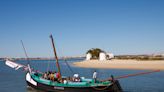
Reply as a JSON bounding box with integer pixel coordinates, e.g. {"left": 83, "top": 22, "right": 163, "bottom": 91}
{"left": 99, "top": 52, "right": 107, "bottom": 61}
{"left": 106, "top": 53, "right": 114, "bottom": 60}
{"left": 86, "top": 53, "right": 92, "bottom": 60}
{"left": 86, "top": 52, "right": 114, "bottom": 61}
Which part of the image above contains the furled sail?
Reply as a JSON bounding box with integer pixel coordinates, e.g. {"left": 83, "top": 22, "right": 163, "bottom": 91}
{"left": 5, "top": 60, "right": 25, "bottom": 70}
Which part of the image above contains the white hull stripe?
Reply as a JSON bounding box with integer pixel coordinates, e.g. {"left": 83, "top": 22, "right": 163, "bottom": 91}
{"left": 26, "top": 73, "right": 37, "bottom": 86}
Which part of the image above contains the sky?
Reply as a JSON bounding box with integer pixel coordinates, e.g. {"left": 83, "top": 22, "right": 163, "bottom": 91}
{"left": 0, "top": 0, "right": 164, "bottom": 58}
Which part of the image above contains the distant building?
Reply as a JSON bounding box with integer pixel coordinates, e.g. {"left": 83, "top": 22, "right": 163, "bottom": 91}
{"left": 86, "top": 50, "right": 114, "bottom": 61}
{"left": 86, "top": 53, "right": 92, "bottom": 60}
{"left": 106, "top": 53, "right": 114, "bottom": 60}
{"left": 99, "top": 52, "right": 107, "bottom": 61}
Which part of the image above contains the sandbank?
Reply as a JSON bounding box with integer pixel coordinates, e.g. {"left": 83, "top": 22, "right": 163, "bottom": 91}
{"left": 73, "top": 59, "right": 164, "bottom": 70}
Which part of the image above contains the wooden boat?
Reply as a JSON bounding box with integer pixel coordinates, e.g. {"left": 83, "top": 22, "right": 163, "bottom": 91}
{"left": 26, "top": 72, "right": 122, "bottom": 92}
{"left": 5, "top": 35, "right": 123, "bottom": 92}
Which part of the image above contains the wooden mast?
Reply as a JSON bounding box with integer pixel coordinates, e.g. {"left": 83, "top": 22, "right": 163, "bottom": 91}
{"left": 50, "top": 35, "right": 62, "bottom": 79}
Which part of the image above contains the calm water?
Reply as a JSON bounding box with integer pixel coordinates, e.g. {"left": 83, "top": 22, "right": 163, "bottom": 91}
{"left": 0, "top": 59, "right": 164, "bottom": 92}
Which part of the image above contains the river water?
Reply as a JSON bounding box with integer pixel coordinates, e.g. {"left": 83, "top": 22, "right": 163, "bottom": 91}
{"left": 0, "top": 59, "right": 164, "bottom": 92}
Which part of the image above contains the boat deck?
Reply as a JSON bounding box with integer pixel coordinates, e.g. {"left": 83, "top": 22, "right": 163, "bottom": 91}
{"left": 31, "top": 73, "right": 112, "bottom": 87}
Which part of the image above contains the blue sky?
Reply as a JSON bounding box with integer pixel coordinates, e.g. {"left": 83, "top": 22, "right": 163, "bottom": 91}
{"left": 0, "top": 0, "right": 164, "bottom": 58}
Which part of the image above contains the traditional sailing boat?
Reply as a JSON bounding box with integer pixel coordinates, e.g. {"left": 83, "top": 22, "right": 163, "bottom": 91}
{"left": 5, "top": 35, "right": 123, "bottom": 92}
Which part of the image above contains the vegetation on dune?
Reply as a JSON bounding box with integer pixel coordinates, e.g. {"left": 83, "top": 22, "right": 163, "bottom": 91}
{"left": 115, "top": 55, "right": 164, "bottom": 61}
{"left": 86, "top": 48, "right": 104, "bottom": 59}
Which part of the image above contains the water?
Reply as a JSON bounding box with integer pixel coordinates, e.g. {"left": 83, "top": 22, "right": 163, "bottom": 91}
{"left": 0, "top": 59, "right": 164, "bottom": 92}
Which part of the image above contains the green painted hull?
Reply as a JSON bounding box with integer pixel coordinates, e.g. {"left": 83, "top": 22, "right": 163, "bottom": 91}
{"left": 26, "top": 73, "right": 122, "bottom": 92}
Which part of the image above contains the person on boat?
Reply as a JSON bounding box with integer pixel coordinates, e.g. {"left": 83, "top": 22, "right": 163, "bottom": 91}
{"left": 50, "top": 72, "right": 55, "bottom": 81}
{"left": 43, "top": 72, "right": 48, "bottom": 79}
{"left": 54, "top": 71, "right": 56, "bottom": 77}
{"left": 73, "top": 74, "right": 77, "bottom": 81}
{"left": 55, "top": 72, "right": 62, "bottom": 83}
{"left": 93, "top": 70, "right": 97, "bottom": 83}
{"left": 56, "top": 72, "right": 60, "bottom": 79}
{"left": 73, "top": 74, "right": 81, "bottom": 82}
{"left": 53, "top": 71, "right": 57, "bottom": 81}
{"left": 47, "top": 71, "right": 51, "bottom": 80}
{"left": 63, "top": 80, "right": 68, "bottom": 84}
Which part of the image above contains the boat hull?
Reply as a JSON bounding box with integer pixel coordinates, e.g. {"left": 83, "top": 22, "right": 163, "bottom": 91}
{"left": 26, "top": 73, "right": 122, "bottom": 92}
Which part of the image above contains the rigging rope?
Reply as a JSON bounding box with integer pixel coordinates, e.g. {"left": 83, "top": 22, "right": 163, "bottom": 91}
{"left": 20, "top": 40, "right": 30, "bottom": 65}
{"left": 47, "top": 60, "right": 50, "bottom": 73}
{"left": 64, "top": 59, "right": 74, "bottom": 75}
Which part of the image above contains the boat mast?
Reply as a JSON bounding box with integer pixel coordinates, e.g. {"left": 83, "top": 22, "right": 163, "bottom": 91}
{"left": 50, "top": 35, "right": 62, "bottom": 79}
{"left": 20, "top": 40, "right": 32, "bottom": 74}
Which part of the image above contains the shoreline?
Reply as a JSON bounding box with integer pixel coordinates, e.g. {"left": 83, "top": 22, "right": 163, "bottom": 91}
{"left": 73, "top": 59, "right": 164, "bottom": 70}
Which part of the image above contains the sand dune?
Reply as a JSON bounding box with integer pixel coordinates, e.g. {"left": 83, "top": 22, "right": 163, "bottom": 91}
{"left": 73, "top": 59, "right": 164, "bottom": 70}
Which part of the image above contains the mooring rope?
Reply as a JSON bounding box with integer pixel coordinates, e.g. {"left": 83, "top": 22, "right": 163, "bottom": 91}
{"left": 102, "top": 69, "right": 160, "bottom": 82}
{"left": 114, "top": 69, "right": 160, "bottom": 80}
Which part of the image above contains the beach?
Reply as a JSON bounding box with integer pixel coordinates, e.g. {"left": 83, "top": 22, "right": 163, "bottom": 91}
{"left": 73, "top": 59, "right": 164, "bottom": 70}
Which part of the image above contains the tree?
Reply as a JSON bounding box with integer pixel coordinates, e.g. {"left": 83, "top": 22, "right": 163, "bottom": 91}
{"left": 87, "top": 48, "right": 104, "bottom": 59}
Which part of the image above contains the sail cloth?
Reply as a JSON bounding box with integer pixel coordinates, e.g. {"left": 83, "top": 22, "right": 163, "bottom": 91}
{"left": 5, "top": 59, "right": 43, "bottom": 74}
{"left": 5, "top": 60, "right": 25, "bottom": 70}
